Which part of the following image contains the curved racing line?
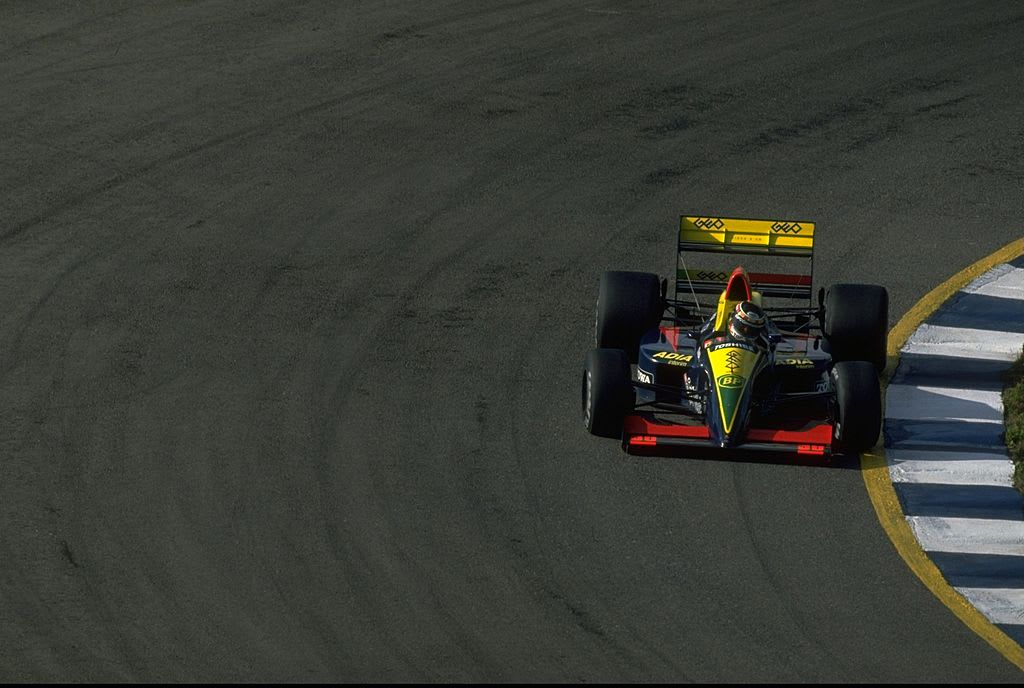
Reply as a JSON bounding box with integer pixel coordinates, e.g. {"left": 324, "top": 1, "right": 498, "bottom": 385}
{"left": 861, "top": 236, "right": 1024, "bottom": 672}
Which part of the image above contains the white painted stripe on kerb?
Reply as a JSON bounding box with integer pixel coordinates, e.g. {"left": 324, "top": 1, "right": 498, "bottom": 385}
{"left": 901, "top": 324, "right": 1024, "bottom": 360}
{"left": 885, "top": 261, "right": 1024, "bottom": 649}
{"left": 885, "top": 384, "right": 1003, "bottom": 423}
{"left": 907, "top": 516, "right": 1024, "bottom": 556}
{"left": 887, "top": 449, "right": 1012, "bottom": 486}
{"left": 964, "top": 264, "right": 1024, "bottom": 300}
{"left": 957, "top": 588, "right": 1024, "bottom": 625}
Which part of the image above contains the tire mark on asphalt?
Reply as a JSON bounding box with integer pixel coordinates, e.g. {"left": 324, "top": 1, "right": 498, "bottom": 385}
{"left": 302, "top": 149, "right": 655, "bottom": 676}
{"left": 1, "top": 1, "right": 300, "bottom": 83}
{"left": 0, "top": 6, "right": 131, "bottom": 61}
{"left": 4, "top": 14, "right": 571, "bottom": 249}
{"left": 729, "top": 462, "right": 853, "bottom": 679}
{"left": 504, "top": 273, "right": 694, "bottom": 681}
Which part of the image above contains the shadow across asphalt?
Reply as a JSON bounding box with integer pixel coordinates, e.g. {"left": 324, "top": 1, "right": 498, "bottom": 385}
{"left": 624, "top": 443, "right": 863, "bottom": 470}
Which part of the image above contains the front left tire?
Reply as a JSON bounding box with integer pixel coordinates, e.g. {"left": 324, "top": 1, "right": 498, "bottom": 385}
{"left": 582, "top": 348, "right": 633, "bottom": 439}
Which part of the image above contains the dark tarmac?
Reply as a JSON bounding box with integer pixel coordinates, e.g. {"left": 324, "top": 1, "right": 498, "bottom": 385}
{"left": 1, "top": 1, "right": 1022, "bottom": 681}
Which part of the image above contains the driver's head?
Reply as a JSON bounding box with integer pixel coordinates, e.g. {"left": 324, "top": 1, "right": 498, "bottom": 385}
{"left": 729, "top": 301, "right": 766, "bottom": 341}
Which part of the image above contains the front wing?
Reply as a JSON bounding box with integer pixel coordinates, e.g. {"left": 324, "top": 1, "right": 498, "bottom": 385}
{"left": 622, "top": 415, "right": 833, "bottom": 456}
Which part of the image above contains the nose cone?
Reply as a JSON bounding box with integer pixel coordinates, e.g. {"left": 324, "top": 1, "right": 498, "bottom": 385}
{"left": 717, "top": 432, "right": 741, "bottom": 449}
{"left": 706, "top": 341, "right": 762, "bottom": 445}
{"left": 708, "top": 421, "right": 739, "bottom": 449}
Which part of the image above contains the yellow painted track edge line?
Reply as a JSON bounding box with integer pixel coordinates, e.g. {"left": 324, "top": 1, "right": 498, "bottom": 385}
{"left": 862, "top": 236, "right": 1024, "bottom": 671}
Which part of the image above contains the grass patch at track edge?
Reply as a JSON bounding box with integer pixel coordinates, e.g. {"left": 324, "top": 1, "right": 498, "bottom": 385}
{"left": 1005, "top": 344, "right": 1024, "bottom": 495}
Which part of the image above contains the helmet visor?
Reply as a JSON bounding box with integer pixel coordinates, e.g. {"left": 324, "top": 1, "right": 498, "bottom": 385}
{"left": 730, "top": 318, "right": 761, "bottom": 340}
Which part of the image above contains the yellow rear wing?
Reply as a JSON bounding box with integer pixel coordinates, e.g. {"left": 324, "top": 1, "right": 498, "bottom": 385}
{"left": 679, "top": 216, "right": 814, "bottom": 256}
{"left": 677, "top": 215, "right": 815, "bottom": 302}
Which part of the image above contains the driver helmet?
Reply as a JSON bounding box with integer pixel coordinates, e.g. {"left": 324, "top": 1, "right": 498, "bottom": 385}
{"left": 729, "top": 301, "right": 766, "bottom": 341}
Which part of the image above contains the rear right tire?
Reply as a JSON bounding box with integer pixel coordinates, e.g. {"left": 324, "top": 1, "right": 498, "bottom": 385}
{"left": 823, "top": 283, "right": 888, "bottom": 371}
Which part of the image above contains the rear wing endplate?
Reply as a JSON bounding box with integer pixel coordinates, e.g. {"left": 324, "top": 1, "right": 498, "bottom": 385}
{"left": 676, "top": 215, "right": 815, "bottom": 302}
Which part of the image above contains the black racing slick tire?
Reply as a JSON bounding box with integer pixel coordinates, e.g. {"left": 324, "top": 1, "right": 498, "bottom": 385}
{"left": 823, "top": 283, "right": 889, "bottom": 371}
{"left": 595, "top": 271, "right": 662, "bottom": 363}
{"left": 582, "top": 348, "right": 633, "bottom": 439}
{"left": 831, "top": 361, "right": 882, "bottom": 453}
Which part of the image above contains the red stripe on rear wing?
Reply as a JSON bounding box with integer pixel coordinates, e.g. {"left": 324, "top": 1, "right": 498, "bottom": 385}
{"left": 676, "top": 270, "right": 814, "bottom": 300}
{"left": 748, "top": 272, "right": 813, "bottom": 286}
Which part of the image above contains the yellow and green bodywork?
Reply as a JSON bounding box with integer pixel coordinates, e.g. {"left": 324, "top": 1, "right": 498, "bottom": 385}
{"left": 704, "top": 338, "right": 767, "bottom": 444}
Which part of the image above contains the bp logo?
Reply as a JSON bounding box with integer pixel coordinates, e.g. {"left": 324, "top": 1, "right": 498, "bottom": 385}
{"left": 717, "top": 374, "right": 745, "bottom": 388}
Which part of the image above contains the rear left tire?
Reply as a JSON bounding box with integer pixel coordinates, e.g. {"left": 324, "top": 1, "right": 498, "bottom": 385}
{"left": 595, "top": 271, "right": 662, "bottom": 363}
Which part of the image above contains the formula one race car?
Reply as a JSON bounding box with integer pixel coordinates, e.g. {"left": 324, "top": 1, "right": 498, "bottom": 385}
{"left": 581, "top": 215, "right": 887, "bottom": 456}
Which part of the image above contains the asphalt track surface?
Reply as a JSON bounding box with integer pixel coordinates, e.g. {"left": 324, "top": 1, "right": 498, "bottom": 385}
{"left": 1, "top": 0, "right": 1023, "bottom": 682}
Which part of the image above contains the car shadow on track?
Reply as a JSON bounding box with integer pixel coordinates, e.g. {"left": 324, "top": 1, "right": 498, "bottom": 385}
{"left": 624, "top": 445, "right": 863, "bottom": 470}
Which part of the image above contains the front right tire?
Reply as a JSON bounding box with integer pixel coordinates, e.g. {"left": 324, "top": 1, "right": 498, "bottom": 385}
{"left": 582, "top": 348, "right": 633, "bottom": 439}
